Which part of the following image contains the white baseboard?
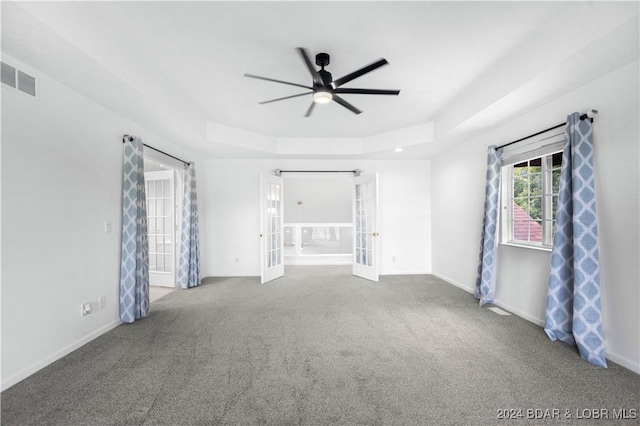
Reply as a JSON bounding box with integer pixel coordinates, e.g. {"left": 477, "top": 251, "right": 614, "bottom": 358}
{"left": 1, "top": 319, "right": 122, "bottom": 391}
{"left": 431, "top": 272, "right": 474, "bottom": 294}
{"left": 492, "top": 298, "right": 545, "bottom": 327}
{"left": 605, "top": 352, "right": 640, "bottom": 374}
{"left": 432, "top": 272, "right": 640, "bottom": 375}
{"left": 380, "top": 270, "right": 431, "bottom": 276}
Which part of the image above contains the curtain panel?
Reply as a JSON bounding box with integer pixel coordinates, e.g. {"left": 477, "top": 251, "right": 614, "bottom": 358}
{"left": 475, "top": 145, "right": 502, "bottom": 306}
{"left": 178, "top": 163, "right": 202, "bottom": 288}
{"left": 119, "top": 137, "right": 150, "bottom": 323}
{"left": 545, "top": 112, "right": 606, "bottom": 368}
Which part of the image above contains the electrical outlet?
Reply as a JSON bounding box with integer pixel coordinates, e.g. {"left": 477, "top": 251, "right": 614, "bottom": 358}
{"left": 392, "top": 256, "right": 396, "bottom": 262}
{"left": 104, "top": 221, "right": 112, "bottom": 233}
{"left": 98, "top": 296, "right": 106, "bottom": 309}
{"left": 81, "top": 303, "right": 92, "bottom": 317}
{"left": 235, "top": 257, "right": 239, "bottom": 263}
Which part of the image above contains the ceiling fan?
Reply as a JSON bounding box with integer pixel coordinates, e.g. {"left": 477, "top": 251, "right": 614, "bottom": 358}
{"left": 244, "top": 48, "right": 400, "bottom": 117}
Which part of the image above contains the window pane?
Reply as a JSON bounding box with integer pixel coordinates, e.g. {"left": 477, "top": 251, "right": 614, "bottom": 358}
{"left": 552, "top": 169, "right": 561, "bottom": 193}
{"left": 531, "top": 172, "right": 542, "bottom": 195}
{"left": 513, "top": 220, "right": 529, "bottom": 241}
{"left": 513, "top": 161, "right": 528, "bottom": 171}
{"left": 530, "top": 197, "right": 542, "bottom": 221}
{"left": 163, "top": 180, "right": 170, "bottom": 197}
{"left": 531, "top": 221, "right": 543, "bottom": 243}
{"left": 552, "top": 152, "right": 563, "bottom": 167}
{"left": 513, "top": 174, "right": 529, "bottom": 197}
{"left": 529, "top": 157, "right": 542, "bottom": 169}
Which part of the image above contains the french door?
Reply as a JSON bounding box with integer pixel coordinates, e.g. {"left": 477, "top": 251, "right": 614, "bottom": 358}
{"left": 145, "top": 170, "right": 176, "bottom": 287}
{"left": 352, "top": 173, "right": 379, "bottom": 281}
{"left": 260, "top": 174, "right": 284, "bottom": 284}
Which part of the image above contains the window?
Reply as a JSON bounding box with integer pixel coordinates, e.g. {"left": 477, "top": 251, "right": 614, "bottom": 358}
{"left": 500, "top": 129, "right": 564, "bottom": 249}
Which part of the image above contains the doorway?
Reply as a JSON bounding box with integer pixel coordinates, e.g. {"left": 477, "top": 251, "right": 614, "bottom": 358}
{"left": 283, "top": 176, "right": 353, "bottom": 266}
{"left": 144, "top": 156, "right": 183, "bottom": 299}
{"left": 260, "top": 172, "right": 379, "bottom": 283}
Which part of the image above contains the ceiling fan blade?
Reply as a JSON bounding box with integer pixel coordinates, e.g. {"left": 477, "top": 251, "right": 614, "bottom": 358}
{"left": 333, "top": 88, "right": 400, "bottom": 95}
{"left": 304, "top": 101, "right": 316, "bottom": 117}
{"left": 244, "top": 73, "right": 312, "bottom": 90}
{"left": 332, "top": 95, "right": 362, "bottom": 115}
{"left": 332, "top": 58, "right": 389, "bottom": 88}
{"left": 297, "top": 48, "right": 323, "bottom": 86}
{"left": 259, "top": 92, "right": 313, "bottom": 105}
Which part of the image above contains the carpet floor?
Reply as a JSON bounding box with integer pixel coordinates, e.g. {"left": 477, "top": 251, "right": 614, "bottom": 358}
{"left": 2, "top": 266, "right": 638, "bottom": 425}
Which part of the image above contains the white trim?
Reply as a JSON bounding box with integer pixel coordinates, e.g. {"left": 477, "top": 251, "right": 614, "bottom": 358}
{"left": 380, "top": 270, "right": 431, "bottom": 276}
{"left": 1, "top": 319, "right": 122, "bottom": 391}
{"left": 604, "top": 352, "right": 640, "bottom": 375}
{"left": 501, "top": 131, "right": 564, "bottom": 166}
{"left": 431, "top": 272, "right": 474, "bottom": 294}
{"left": 500, "top": 242, "right": 552, "bottom": 252}
{"left": 492, "top": 298, "right": 545, "bottom": 327}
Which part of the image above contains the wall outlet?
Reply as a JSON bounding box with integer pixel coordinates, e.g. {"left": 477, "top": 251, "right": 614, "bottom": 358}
{"left": 98, "top": 296, "right": 106, "bottom": 309}
{"left": 392, "top": 256, "right": 396, "bottom": 262}
{"left": 104, "top": 221, "right": 112, "bottom": 233}
{"left": 235, "top": 257, "right": 239, "bottom": 263}
{"left": 81, "top": 303, "right": 92, "bottom": 317}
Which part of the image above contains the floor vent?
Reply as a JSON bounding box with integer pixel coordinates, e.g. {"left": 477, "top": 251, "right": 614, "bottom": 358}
{"left": 488, "top": 306, "right": 511, "bottom": 316}
{"left": 1, "top": 61, "right": 36, "bottom": 97}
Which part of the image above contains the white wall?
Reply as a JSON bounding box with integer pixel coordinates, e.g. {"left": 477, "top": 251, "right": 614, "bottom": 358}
{"left": 1, "top": 56, "right": 204, "bottom": 390}
{"left": 283, "top": 177, "right": 352, "bottom": 223}
{"left": 202, "top": 159, "right": 431, "bottom": 276}
{"left": 431, "top": 61, "right": 640, "bottom": 373}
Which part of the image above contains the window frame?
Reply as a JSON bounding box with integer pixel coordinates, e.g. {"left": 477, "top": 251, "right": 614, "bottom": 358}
{"left": 499, "top": 129, "right": 564, "bottom": 251}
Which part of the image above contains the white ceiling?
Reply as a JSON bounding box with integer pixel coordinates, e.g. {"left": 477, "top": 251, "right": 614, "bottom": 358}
{"left": 2, "top": 1, "right": 638, "bottom": 159}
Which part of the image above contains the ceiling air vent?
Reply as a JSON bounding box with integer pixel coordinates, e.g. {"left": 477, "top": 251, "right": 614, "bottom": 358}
{"left": 1, "top": 61, "right": 36, "bottom": 97}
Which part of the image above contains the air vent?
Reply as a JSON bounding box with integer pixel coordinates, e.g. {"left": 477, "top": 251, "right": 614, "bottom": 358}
{"left": 1, "top": 61, "right": 36, "bottom": 97}
{"left": 1, "top": 62, "right": 16, "bottom": 88}
{"left": 17, "top": 70, "right": 36, "bottom": 96}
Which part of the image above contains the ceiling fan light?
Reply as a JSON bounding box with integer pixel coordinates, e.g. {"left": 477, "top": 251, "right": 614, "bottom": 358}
{"left": 313, "top": 91, "right": 333, "bottom": 104}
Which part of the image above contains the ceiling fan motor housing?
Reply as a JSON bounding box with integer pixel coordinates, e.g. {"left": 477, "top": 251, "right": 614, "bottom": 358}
{"left": 315, "top": 53, "right": 333, "bottom": 87}
{"left": 315, "top": 52, "right": 330, "bottom": 67}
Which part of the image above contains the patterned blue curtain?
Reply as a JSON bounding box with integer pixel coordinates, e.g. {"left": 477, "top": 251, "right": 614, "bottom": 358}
{"left": 545, "top": 113, "right": 606, "bottom": 367}
{"left": 177, "top": 163, "right": 201, "bottom": 288}
{"left": 475, "top": 145, "right": 502, "bottom": 306}
{"left": 119, "top": 137, "right": 149, "bottom": 323}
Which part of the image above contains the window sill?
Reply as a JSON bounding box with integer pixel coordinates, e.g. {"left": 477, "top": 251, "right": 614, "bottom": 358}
{"left": 500, "top": 242, "right": 552, "bottom": 252}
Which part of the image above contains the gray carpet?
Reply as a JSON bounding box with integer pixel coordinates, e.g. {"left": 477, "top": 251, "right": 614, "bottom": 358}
{"left": 2, "top": 266, "right": 638, "bottom": 425}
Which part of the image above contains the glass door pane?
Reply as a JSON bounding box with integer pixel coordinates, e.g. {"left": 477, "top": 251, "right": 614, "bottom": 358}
{"left": 352, "top": 174, "right": 378, "bottom": 281}
{"left": 261, "top": 174, "right": 284, "bottom": 283}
